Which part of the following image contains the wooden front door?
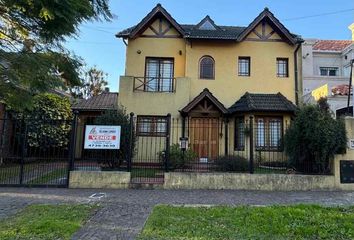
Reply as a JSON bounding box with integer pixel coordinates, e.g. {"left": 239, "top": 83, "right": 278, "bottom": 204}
{"left": 190, "top": 118, "right": 219, "bottom": 160}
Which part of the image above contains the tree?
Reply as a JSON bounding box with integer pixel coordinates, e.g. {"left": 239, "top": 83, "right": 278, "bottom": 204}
{"left": 0, "top": 0, "right": 112, "bottom": 110}
{"left": 24, "top": 93, "right": 73, "bottom": 150}
{"left": 70, "top": 66, "right": 108, "bottom": 99}
{"left": 284, "top": 99, "right": 346, "bottom": 174}
{"left": 93, "top": 107, "right": 135, "bottom": 169}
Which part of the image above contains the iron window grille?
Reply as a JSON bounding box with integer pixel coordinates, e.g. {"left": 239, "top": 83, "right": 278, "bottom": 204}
{"left": 144, "top": 57, "right": 174, "bottom": 92}
{"left": 199, "top": 56, "right": 215, "bottom": 79}
{"left": 238, "top": 57, "right": 250, "bottom": 76}
{"left": 276, "top": 58, "right": 289, "bottom": 77}
{"left": 137, "top": 116, "right": 168, "bottom": 137}
{"left": 255, "top": 117, "right": 283, "bottom": 151}
{"left": 234, "top": 117, "right": 245, "bottom": 151}
{"left": 319, "top": 67, "right": 338, "bottom": 76}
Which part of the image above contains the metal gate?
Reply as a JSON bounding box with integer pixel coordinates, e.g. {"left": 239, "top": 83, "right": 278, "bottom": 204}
{"left": 0, "top": 117, "right": 71, "bottom": 187}
{"left": 130, "top": 115, "right": 169, "bottom": 184}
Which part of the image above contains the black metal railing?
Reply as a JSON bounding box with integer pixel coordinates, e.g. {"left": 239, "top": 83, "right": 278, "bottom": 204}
{"left": 133, "top": 77, "right": 176, "bottom": 93}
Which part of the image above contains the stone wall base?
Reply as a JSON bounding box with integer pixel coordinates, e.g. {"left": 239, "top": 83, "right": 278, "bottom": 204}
{"left": 69, "top": 171, "right": 130, "bottom": 189}
{"left": 164, "top": 172, "right": 337, "bottom": 191}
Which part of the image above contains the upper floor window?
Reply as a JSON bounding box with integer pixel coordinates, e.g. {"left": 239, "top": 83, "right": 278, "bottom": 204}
{"left": 276, "top": 58, "right": 288, "bottom": 77}
{"left": 320, "top": 67, "right": 338, "bottom": 76}
{"left": 199, "top": 56, "right": 215, "bottom": 79}
{"left": 238, "top": 57, "right": 250, "bottom": 76}
{"left": 144, "top": 57, "right": 174, "bottom": 92}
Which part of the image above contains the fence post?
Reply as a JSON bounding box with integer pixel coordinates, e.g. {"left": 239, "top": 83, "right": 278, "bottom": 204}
{"left": 249, "top": 116, "right": 254, "bottom": 174}
{"left": 165, "top": 113, "right": 171, "bottom": 172}
{"left": 19, "top": 118, "right": 27, "bottom": 185}
{"left": 69, "top": 111, "right": 79, "bottom": 172}
{"left": 127, "top": 112, "right": 134, "bottom": 172}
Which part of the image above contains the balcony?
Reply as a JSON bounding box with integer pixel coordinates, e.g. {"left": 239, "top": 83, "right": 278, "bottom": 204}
{"left": 133, "top": 77, "right": 176, "bottom": 93}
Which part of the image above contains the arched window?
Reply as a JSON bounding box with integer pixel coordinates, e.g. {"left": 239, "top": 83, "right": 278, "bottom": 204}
{"left": 199, "top": 56, "right": 215, "bottom": 79}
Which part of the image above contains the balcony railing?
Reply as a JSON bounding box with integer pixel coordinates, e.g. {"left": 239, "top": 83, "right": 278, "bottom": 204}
{"left": 133, "top": 77, "right": 176, "bottom": 93}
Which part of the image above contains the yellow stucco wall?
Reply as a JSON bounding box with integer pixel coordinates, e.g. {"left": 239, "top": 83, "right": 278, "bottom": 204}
{"left": 120, "top": 21, "right": 298, "bottom": 116}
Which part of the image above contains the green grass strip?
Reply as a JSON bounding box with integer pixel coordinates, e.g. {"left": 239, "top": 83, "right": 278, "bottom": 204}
{"left": 139, "top": 204, "right": 354, "bottom": 240}
{"left": 0, "top": 204, "right": 97, "bottom": 240}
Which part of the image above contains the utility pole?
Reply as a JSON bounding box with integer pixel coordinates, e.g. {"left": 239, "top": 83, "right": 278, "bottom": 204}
{"left": 347, "top": 59, "right": 354, "bottom": 116}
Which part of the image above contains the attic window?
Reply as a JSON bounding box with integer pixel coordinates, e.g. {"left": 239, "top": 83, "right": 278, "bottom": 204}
{"left": 198, "top": 20, "right": 217, "bottom": 30}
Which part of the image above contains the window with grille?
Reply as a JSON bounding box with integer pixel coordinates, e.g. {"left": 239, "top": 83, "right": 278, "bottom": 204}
{"left": 255, "top": 117, "right": 282, "bottom": 151}
{"left": 238, "top": 57, "right": 250, "bottom": 76}
{"left": 234, "top": 117, "right": 245, "bottom": 151}
{"left": 319, "top": 67, "right": 338, "bottom": 76}
{"left": 137, "top": 116, "right": 167, "bottom": 136}
{"left": 145, "top": 58, "right": 174, "bottom": 92}
{"left": 276, "top": 58, "right": 288, "bottom": 77}
{"left": 199, "top": 56, "right": 215, "bottom": 79}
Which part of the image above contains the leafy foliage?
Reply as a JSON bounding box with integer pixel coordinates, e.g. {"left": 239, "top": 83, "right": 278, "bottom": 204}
{"left": 70, "top": 66, "right": 108, "bottom": 99}
{"left": 93, "top": 108, "right": 135, "bottom": 169}
{"left": 24, "top": 93, "right": 72, "bottom": 149}
{"left": 215, "top": 155, "right": 249, "bottom": 172}
{"left": 0, "top": 0, "right": 112, "bottom": 110}
{"left": 284, "top": 99, "right": 347, "bottom": 174}
{"left": 160, "top": 144, "right": 198, "bottom": 170}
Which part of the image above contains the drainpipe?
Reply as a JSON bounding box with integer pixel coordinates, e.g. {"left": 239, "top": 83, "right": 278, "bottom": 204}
{"left": 293, "top": 42, "right": 302, "bottom": 106}
{"left": 347, "top": 59, "right": 354, "bottom": 115}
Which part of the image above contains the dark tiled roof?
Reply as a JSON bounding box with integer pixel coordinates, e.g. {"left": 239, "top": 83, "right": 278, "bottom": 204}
{"left": 181, "top": 24, "right": 245, "bottom": 40}
{"left": 181, "top": 88, "right": 228, "bottom": 114}
{"left": 313, "top": 40, "right": 352, "bottom": 51}
{"left": 72, "top": 92, "right": 118, "bottom": 111}
{"left": 116, "top": 4, "right": 302, "bottom": 43}
{"left": 228, "top": 92, "right": 297, "bottom": 113}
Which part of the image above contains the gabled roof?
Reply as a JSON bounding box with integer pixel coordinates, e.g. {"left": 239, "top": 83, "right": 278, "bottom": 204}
{"left": 194, "top": 15, "right": 220, "bottom": 30}
{"left": 115, "top": 3, "right": 184, "bottom": 39}
{"left": 237, "top": 7, "right": 299, "bottom": 45}
{"left": 313, "top": 40, "right": 353, "bottom": 52}
{"left": 228, "top": 92, "right": 297, "bottom": 113}
{"left": 181, "top": 88, "right": 228, "bottom": 114}
{"left": 72, "top": 92, "right": 118, "bottom": 111}
{"left": 116, "top": 4, "right": 302, "bottom": 43}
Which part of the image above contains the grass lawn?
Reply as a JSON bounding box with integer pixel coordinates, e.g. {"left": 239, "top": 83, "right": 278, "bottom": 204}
{"left": 0, "top": 204, "right": 97, "bottom": 240}
{"left": 139, "top": 205, "right": 354, "bottom": 240}
{"left": 27, "top": 168, "right": 67, "bottom": 185}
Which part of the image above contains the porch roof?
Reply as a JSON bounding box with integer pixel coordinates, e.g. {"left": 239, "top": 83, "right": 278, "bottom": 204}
{"left": 71, "top": 92, "right": 118, "bottom": 112}
{"left": 180, "top": 88, "right": 228, "bottom": 115}
{"left": 228, "top": 92, "right": 297, "bottom": 114}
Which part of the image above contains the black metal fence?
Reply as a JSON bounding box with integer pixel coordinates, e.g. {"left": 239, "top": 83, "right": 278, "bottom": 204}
{"left": 0, "top": 117, "right": 72, "bottom": 187}
{"left": 0, "top": 112, "right": 333, "bottom": 187}
{"left": 134, "top": 116, "right": 332, "bottom": 176}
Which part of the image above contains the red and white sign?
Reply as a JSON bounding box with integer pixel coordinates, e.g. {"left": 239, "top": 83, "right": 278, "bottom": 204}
{"left": 84, "top": 125, "right": 121, "bottom": 149}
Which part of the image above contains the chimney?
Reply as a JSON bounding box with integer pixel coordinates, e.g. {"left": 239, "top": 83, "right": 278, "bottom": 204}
{"left": 349, "top": 23, "right": 354, "bottom": 41}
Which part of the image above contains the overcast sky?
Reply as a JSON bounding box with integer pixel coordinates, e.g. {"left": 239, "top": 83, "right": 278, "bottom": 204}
{"left": 64, "top": 0, "right": 354, "bottom": 92}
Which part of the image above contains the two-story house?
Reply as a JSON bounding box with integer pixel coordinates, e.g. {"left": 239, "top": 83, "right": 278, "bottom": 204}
{"left": 116, "top": 4, "right": 302, "bottom": 163}
{"left": 302, "top": 25, "right": 354, "bottom": 116}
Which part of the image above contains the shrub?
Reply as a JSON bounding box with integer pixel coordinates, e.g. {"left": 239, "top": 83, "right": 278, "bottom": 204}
{"left": 284, "top": 99, "right": 346, "bottom": 174}
{"left": 160, "top": 144, "right": 198, "bottom": 170}
{"left": 215, "top": 155, "right": 249, "bottom": 172}
{"left": 93, "top": 107, "right": 135, "bottom": 169}
{"left": 24, "top": 93, "right": 72, "bottom": 149}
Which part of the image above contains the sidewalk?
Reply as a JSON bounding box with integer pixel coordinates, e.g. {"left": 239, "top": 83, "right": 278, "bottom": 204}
{"left": 0, "top": 188, "right": 353, "bottom": 239}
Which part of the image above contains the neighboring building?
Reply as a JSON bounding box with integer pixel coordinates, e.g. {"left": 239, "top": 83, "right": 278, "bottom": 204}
{"left": 72, "top": 92, "right": 118, "bottom": 159}
{"left": 302, "top": 24, "right": 354, "bottom": 115}
{"left": 116, "top": 4, "right": 302, "bottom": 161}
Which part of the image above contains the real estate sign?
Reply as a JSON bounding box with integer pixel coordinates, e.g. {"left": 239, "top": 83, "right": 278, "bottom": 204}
{"left": 84, "top": 125, "right": 121, "bottom": 149}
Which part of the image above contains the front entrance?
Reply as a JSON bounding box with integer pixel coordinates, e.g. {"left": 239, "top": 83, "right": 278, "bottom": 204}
{"left": 190, "top": 118, "right": 219, "bottom": 161}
